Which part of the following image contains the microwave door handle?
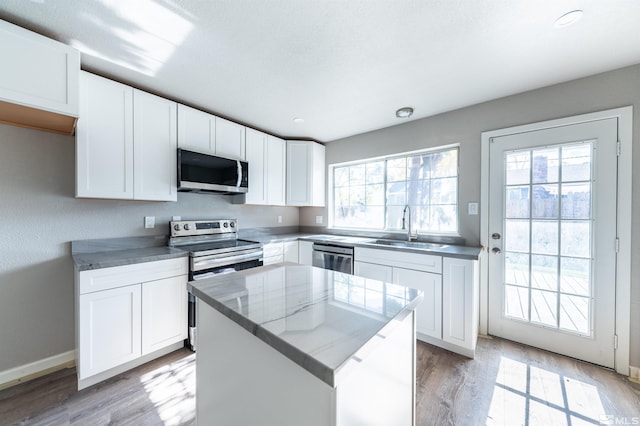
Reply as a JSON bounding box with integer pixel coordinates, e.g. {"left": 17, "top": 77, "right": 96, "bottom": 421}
{"left": 236, "top": 161, "right": 242, "bottom": 188}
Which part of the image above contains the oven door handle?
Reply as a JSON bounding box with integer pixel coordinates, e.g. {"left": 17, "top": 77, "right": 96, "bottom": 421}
{"left": 192, "top": 251, "right": 263, "bottom": 271}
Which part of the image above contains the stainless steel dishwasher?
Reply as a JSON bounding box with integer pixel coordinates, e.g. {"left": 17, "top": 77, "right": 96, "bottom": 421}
{"left": 312, "top": 242, "right": 354, "bottom": 274}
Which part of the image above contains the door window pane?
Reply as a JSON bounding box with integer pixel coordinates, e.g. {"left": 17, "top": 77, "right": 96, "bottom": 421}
{"left": 560, "top": 257, "right": 590, "bottom": 296}
{"left": 532, "top": 147, "right": 559, "bottom": 184}
{"left": 532, "top": 184, "right": 559, "bottom": 219}
{"left": 561, "top": 144, "right": 591, "bottom": 182}
{"left": 505, "top": 220, "right": 530, "bottom": 252}
{"left": 531, "top": 221, "right": 558, "bottom": 255}
{"left": 531, "top": 255, "right": 557, "bottom": 291}
{"left": 506, "top": 186, "right": 529, "bottom": 218}
{"left": 561, "top": 183, "right": 591, "bottom": 219}
{"left": 506, "top": 152, "right": 530, "bottom": 185}
{"left": 505, "top": 252, "right": 529, "bottom": 287}
{"left": 505, "top": 285, "right": 529, "bottom": 320}
{"left": 559, "top": 295, "right": 590, "bottom": 334}
{"left": 561, "top": 221, "right": 590, "bottom": 258}
{"left": 531, "top": 289, "right": 558, "bottom": 327}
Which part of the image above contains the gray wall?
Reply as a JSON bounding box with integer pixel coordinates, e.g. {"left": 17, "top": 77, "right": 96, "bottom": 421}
{"left": 0, "top": 124, "right": 299, "bottom": 372}
{"left": 302, "top": 63, "right": 640, "bottom": 368}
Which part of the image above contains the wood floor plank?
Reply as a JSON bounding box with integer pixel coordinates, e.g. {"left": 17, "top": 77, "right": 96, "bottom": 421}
{"left": 0, "top": 339, "right": 638, "bottom": 425}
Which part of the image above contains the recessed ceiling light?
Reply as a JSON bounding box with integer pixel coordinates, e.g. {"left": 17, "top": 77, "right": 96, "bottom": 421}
{"left": 554, "top": 10, "right": 583, "bottom": 28}
{"left": 396, "top": 107, "right": 414, "bottom": 118}
{"left": 293, "top": 117, "right": 305, "bottom": 124}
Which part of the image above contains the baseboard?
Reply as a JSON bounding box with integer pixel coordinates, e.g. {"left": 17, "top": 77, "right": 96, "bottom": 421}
{"left": 0, "top": 350, "right": 76, "bottom": 391}
{"left": 629, "top": 366, "right": 640, "bottom": 384}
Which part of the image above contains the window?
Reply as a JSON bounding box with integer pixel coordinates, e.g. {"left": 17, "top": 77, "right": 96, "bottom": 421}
{"left": 331, "top": 146, "right": 458, "bottom": 234}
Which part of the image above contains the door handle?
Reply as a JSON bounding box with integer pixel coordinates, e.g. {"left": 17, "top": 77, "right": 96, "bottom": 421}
{"left": 492, "top": 247, "right": 502, "bottom": 254}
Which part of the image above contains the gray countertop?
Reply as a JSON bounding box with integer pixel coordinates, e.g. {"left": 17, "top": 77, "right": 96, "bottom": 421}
{"left": 265, "top": 233, "right": 483, "bottom": 260}
{"left": 72, "top": 231, "right": 482, "bottom": 271}
{"left": 188, "top": 263, "right": 423, "bottom": 387}
{"left": 73, "top": 246, "right": 188, "bottom": 271}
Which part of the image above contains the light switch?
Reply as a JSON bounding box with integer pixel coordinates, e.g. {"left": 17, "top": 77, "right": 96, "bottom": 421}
{"left": 144, "top": 216, "right": 155, "bottom": 228}
{"left": 468, "top": 202, "right": 479, "bottom": 215}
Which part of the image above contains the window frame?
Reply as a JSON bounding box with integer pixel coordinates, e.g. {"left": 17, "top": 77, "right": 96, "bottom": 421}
{"left": 328, "top": 144, "right": 460, "bottom": 236}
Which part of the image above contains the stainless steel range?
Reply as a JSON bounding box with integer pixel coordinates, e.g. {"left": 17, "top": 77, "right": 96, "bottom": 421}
{"left": 169, "top": 219, "right": 263, "bottom": 351}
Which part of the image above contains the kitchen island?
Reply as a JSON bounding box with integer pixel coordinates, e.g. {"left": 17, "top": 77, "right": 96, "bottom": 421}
{"left": 188, "top": 263, "right": 423, "bottom": 426}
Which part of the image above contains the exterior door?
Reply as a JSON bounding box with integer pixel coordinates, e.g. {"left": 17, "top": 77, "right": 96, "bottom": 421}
{"left": 488, "top": 118, "right": 618, "bottom": 368}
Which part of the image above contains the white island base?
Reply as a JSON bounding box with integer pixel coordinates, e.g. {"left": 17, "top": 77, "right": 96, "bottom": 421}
{"left": 197, "top": 300, "right": 416, "bottom": 426}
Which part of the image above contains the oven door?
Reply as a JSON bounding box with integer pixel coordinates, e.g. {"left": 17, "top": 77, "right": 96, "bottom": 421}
{"left": 187, "top": 249, "right": 263, "bottom": 352}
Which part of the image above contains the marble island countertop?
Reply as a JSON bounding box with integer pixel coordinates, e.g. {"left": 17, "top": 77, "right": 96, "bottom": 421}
{"left": 188, "top": 263, "right": 423, "bottom": 387}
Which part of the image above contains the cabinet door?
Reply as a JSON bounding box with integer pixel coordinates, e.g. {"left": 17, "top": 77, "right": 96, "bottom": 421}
{"left": 0, "top": 19, "right": 79, "bottom": 118}
{"left": 283, "top": 241, "right": 299, "bottom": 263}
{"left": 141, "top": 275, "right": 187, "bottom": 355}
{"left": 76, "top": 72, "right": 134, "bottom": 199}
{"left": 393, "top": 267, "right": 442, "bottom": 340}
{"left": 442, "top": 257, "right": 478, "bottom": 350}
{"left": 215, "top": 117, "right": 245, "bottom": 160}
{"left": 286, "top": 141, "right": 310, "bottom": 206}
{"left": 286, "top": 140, "right": 325, "bottom": 206}
{"left": 177, "top": 104, "right": 214, "bottom": 153}
{"left": 244, "top": 129, "right": 267, "bottom": 204}
{"left": 354, "top": 261, "right": 393, "bottom": 283}
{"left": 266, "top": 135, "right": 286, "bottom": 205}
{"left": 298, "top": 241, "right": 314, "bottom": 266}
{"left": 78, "top": 284, "right": 141, "bottom": 379}
{"left": 133, "top": 90, "right": 177, "bottom": 201}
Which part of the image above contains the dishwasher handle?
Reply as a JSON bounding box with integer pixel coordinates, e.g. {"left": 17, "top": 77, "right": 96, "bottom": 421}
{"left": 312, "top": 243, "right": 354, "bottom": 256}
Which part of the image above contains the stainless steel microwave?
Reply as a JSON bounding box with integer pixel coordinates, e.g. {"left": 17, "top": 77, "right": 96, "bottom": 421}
{"left": 178, "top": 149, "right": 249, "bottom": 194}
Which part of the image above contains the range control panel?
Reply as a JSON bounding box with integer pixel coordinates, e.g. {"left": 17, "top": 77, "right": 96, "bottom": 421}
{"left": 170, "top": 219, "right": 237, "bottom": 237}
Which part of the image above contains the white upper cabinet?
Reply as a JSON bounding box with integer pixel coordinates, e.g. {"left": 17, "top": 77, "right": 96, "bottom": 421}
{"left": 133, "top": 90, "right": 177, "bottom": 201}
{"left": 76, "top": 72, "right": 134, "bottom": 199}
{"left": 266, "top": 135, "right": 286, "bottom": 205}
{"left": 286, "top": 140, "right": 325, "bottom": 206}
{"left": 244, "top": 129, "right": 267, "bottom": 204}
{"left": 76, "top": 72, "right": 177, "bottom": 202}
{"left": 0, "top": 19, "right": 80, "bottom": 135}
{"left": 241, "top": 130, "right": 286, "bottom": 205}
{"left": 177, "top": 104, "right": 215, "bottom": 153}
{"left": 215, "top": 117, "right": 246, "bottom": 160}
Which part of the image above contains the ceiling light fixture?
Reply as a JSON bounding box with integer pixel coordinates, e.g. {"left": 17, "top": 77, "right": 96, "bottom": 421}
{"left": 554, "top": 10, "right": 583, "bottom": 28}
{"left": 293, "top": 117, "right": 305, "bottom": 124}
{"left": 396, "top": 107, "right": 414, "bottom": 118}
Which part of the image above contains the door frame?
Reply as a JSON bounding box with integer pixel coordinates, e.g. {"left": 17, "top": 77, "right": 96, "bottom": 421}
{"left": 480, "top": 106, "right": 632, "bottom": 375}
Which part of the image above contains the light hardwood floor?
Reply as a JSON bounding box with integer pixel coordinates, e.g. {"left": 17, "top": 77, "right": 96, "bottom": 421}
{"left": 1, "top": 338, "right": 638, "bottom": 425}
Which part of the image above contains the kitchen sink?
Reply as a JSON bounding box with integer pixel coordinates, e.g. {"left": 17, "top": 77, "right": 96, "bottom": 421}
{"left": 373, "top": 239, "right": 449, "bottom": 250}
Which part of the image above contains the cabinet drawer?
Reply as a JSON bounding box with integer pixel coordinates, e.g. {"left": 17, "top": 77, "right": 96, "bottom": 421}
{"left": 263, "top": 243, "right": 284, "bottom": 258}
{"left": 79, "top": 257, "right": 188, "bottom": 294}
{"left": 355, "top": 247, "right": 442, "bottom": 274}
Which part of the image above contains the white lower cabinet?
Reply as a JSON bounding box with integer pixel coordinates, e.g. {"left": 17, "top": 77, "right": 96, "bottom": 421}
{"left": 354, "top": 247, "right": 479, "bottom": 358}
{"left": 76, "top": 258, "right": 188, "bottom": 389}
{"left": 263, "top": 241, "right": 299, "bottom": 265}
{"left": 393, "top": 267, "right": 442, "bottom": 340}
{"left": 354, "top": 261, "right": 442, "bottom": 340}
{"left": 78, "top": 284, "right": 142, "bottom": 380}
{"left": 298, "top": 240, "right": 314, "bottom": 266}
{"left": 442, "top": 257, "right": 479, "bottom": 354}
{"left": 142, "top": 276, "right": 187, "bottom": 355}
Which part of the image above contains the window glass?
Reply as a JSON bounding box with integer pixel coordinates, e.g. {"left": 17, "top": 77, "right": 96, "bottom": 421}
{"left": 332, "top": 146, "right": 459, "bottom": 234}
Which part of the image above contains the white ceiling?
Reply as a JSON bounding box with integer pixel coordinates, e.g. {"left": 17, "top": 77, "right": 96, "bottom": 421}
{"left": 2, "top": 1, "right": 640, "bottom": 142}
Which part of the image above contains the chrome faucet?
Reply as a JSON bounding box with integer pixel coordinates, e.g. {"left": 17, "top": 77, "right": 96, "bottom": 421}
{"left": 402, "top": 204, "right": 418, "bottom": 241}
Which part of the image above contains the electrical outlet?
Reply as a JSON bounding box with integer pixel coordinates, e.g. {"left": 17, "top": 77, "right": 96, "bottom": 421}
{"left": 277, "top": 215, "right": 283, "bottom": 224}
{"left": 468, "top": 202, "right": 479, "bottom": 216}
{"left": 315, "top": 215, "right": 323, "bottom": 224}
{"left": 144, "top": 216, "right": 155, "bottom": 228}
